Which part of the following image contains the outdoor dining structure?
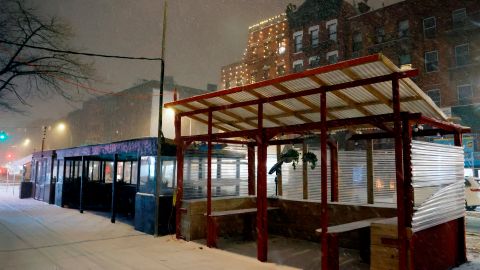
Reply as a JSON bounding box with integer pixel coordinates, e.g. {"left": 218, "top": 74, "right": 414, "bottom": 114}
{"left": 165, "top": 54, "right": 470, "bottom": 270}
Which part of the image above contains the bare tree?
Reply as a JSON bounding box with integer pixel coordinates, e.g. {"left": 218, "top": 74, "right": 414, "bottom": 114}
{"left": 0, "top": 0, "right": 93, "bottom": 112}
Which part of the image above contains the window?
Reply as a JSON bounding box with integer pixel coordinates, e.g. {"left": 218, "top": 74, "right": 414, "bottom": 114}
{"left": 452, "top": 8, "right": 467, "bottom": 28}
{"left": 426, "top": 89, "right": 441, "bottom": 106}
{"left": 278, "top": 41, "right": 286, "bottom": 55}
{"left": 398, "top": 20, "right": 409, "bottom": 38}
{"left": 399, "top": 54, "right": 411, "bottom": 66}
{"left": 375, "top": 26, "right": 385, "bottom": 43}
{"left": 293, "top": 60, "right": 304, "bottom": 72}
{"left": 326, "top": 20, "right": 337, "bottom": 41}
{"left": 309, "top": 26, "right": 319, "bottom": 48}
{"left": 424, "top": 51, "right": 439, "bottom": 72}
{"left": 455, "top": 44, "right": 469, "bottom": 66}
{"left": 423, "top": 17, "right": 436, "bottom": 38}
{"left": 293, "top": 31, "right": 303, "bottom": 53}
{"left": 326, "top": 50, "right": 339, "bottom": 64}
{"left": 352, "top": 32, "right": 362, "bottom": 52}
{"left": 276, "top": 65, "right": 285, "bottom": 75}
{"left": 458, "top": 84, "right": 473, "bottom": 105}
{"left": 309, "top": 56, "right": 321, "bottom": 68}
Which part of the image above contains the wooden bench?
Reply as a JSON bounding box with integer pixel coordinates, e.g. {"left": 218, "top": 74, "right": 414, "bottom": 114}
{"left": 315, "top": 217, "right": 395, "bottom": 270}
{"left": 315, "top": 217, "right": 386, "bottom": 234}
{"left": 206, "top": 207, "right": 279, "bottom": 247}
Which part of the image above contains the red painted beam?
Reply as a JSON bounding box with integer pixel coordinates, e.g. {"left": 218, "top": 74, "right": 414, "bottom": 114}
{"left": 177, "top": 71, "right": 418, "bottom": 118}
{"left": 165, "top": 54, "right": 382, "bottom": 108}
{"left": 247, "top": 145, "right": 255, "bottom": 195}
{"left": 320, "top": 92, "right": 330, "bottom": 270}
{"left": 327, "top": 141, "right": 338, "bottom": 202}
{"left": 206, "top": 112, "right": 215, "bottom": 248}
{"left": 256, "top": 103, "right": 268, "bottom": 262}
{"left": 175, "top": 115, "right": 185, "bottom": 239}
{"left": 392, "top": 78, "right": 407, "bottom": 270}
{"left": 418, "top": 115, "right": 469, "bottom": 132}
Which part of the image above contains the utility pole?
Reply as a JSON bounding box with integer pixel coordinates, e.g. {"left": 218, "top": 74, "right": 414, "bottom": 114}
{"left": 154, "top": 0, "right": 167, "bottom": 237}
{"left": 40, "top": 126, "right": 47, "bottom": 157}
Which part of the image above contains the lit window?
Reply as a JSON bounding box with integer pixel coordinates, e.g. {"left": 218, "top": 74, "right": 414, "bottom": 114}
{"left": 423, "top": 17, "right": 436, "bottom": 38}
{"left": 455, "top": 44, "right": 469, "bottom": 66}
{"left": 309, "top": 56, "right": 321, "bottom": 68}
{"left": 326, "top": 19, "right": 337, "bottom": 41}
{"left": 457, "top": 84, "right": 473, "bottom": 105}
{"left": 452, "top": 8, "right": 467, "bottom": 28}
{"left": 424, "top": 51, "right": 439, "bottom": 72}
{"left": 278, "top": 41, "right": 286, "bottom": 55}
{"left": 398, "top": 20, "right": 409, "bottom": 38}
{"left": 293, "top": 31, "right": 303, "bottom": 53}
{"left": 426, "top": 89, "right": 441, "bottom": 106}
{"left": 309, "top": 26, "right": 319, "bottom": 48}
{"left": 292, "top": 60, "right": 304, "bottom": 72}
{"left": 326, "top": 51, "right": 338, "bottom": 64}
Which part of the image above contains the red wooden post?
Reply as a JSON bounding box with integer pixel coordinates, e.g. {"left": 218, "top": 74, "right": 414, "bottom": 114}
{"left": 402, "top": 117, "right": 413, "bottom": 228}
{"left": 392, "top": 77, "right": 407, "bottom": 270}
{"left": 320, "top": 91, "right": 330, "bottom": 270}
{"left": 328, "top": 141, "right": 338, "bottom": 202}
{"left": 206, "top": 111, "right": 215, "bottom": 247}
{"left": 256, "top": 103, "right": 268, "bottom": 262}
{"left": 175, "top": 115, "right": 184, "bottom": 239}
{"left": 247, "top": 144, "right": 255, "bottom": 195}
{"left": 454, "top": 132, "right": 467, "bottom": 264}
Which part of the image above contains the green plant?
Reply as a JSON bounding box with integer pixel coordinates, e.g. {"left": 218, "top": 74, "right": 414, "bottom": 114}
{"left": 280, "top": 148, "right": 300, "bottom": 169}
{"left": 302, "top": 151, "right": 318, "bottom": 170}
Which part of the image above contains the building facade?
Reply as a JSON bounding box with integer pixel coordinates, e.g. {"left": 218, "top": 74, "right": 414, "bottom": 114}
{"left": 287, "top": 0, "right": 480, "bottom": 111}
{"left": 220, "top": 14, "right": 291, "bottom": 89}
{"left": 61, "top": 78, "right": 209, "bottom": 148}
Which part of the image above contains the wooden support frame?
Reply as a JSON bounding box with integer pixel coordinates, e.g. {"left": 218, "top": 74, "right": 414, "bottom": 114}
{"left": 256, "top": 103, "right": 269, "bottom": 262}
{"left": 175, "top": 115, "right": 184, "bottom": 239}
{"left": 169, "top": 56, "right": 469, "bottom": 269}
{"left": 320, "top": 91, "right": 329, "bottom": 270}
{"left": 328, "top": 141, "right": 339, "bottom": 202}
{"left": 248, "top": 145, "right": 255, "bottom": 195}
{"left": 392, "top": 77, "right": 407, "bottom": 270}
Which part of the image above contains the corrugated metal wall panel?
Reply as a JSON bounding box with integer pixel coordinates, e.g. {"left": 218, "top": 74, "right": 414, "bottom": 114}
{"left": 411, "top": 140, "right": 465, "bottom": 232}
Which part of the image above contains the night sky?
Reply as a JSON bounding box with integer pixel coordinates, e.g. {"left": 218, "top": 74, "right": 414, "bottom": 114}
{"left": 4, "top": 0, "right": 399, "bottom": 126}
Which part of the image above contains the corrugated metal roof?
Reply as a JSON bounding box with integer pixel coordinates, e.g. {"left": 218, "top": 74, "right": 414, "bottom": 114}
{"left": 165, "top": 54, "right": 447, "bottom": 133}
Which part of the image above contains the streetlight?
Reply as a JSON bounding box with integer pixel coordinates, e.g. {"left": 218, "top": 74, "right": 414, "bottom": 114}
{"left": 23, "top": 138, "right": 31, "bottom": 147}
{"left": 55, "top": 122, "right": 72, "bottom": 147}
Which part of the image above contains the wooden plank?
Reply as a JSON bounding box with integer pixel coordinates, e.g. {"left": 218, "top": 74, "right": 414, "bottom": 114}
{"left": 315, "top": 217, "right": 385, "bottom": 234}
{"left": 207, "top": 207, "right": 279, "bottom": 217}
{"left": 219, "top": 95, "right": 286, "bottom": 126}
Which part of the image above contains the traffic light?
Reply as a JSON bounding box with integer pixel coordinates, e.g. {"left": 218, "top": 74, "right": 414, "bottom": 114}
{"left": 0, "top": 130, "right": 8, "bottom": 142}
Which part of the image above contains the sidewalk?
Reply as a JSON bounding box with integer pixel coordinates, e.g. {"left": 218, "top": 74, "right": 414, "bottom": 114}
{"left": 0, "top": 190, "right": 295, "bottom": 270}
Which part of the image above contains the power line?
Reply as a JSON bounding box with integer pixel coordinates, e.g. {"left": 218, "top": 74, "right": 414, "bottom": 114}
{"left": 0, "top": 39, "right": 163, "bottom": 61}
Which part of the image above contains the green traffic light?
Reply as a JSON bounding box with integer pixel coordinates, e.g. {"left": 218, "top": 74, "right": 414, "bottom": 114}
{"left": 0, "top": 131, "right": 8, "bottom": 141}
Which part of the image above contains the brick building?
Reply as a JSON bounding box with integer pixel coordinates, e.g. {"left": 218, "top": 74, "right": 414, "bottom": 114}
{"left": 286, "top": 0, "right": 355, "bottom": 71}
{"left": 287, "top": 0, "right": 480, "bottom": 111}
{"left": 220, "top": 13, "right": 290, "bottom": 89}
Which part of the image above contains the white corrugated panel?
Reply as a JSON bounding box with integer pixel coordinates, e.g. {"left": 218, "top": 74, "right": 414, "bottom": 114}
{"left": 281, "top": 77, "right": 319, "bottom": 91}
{"left": 256, "top": 85, "right": 284, "bottom": 97}
{"left": 411, "top": 140, "right": 465, "bottom": 232}
{"left": 339, "top": 87, "right": 378, "bottom": 103}
{"left": 183, "top": 145, "right": 249, "bottom": 200}
{"left": 316, "top": 70, "right": 352, "bottom": 85}
{"left": 373, "top": 150, "right": 397, "bottom": 205}
{"left": 338, "top": 151, "right": 368, "bottom": 204}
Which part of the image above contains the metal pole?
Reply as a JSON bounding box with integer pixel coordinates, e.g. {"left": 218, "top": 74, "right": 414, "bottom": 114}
{"left": 40, "top": 126, "right": 47, "bottom": 157}
{"left": 154, "top": 0, "right": 167, "bottom": 237}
